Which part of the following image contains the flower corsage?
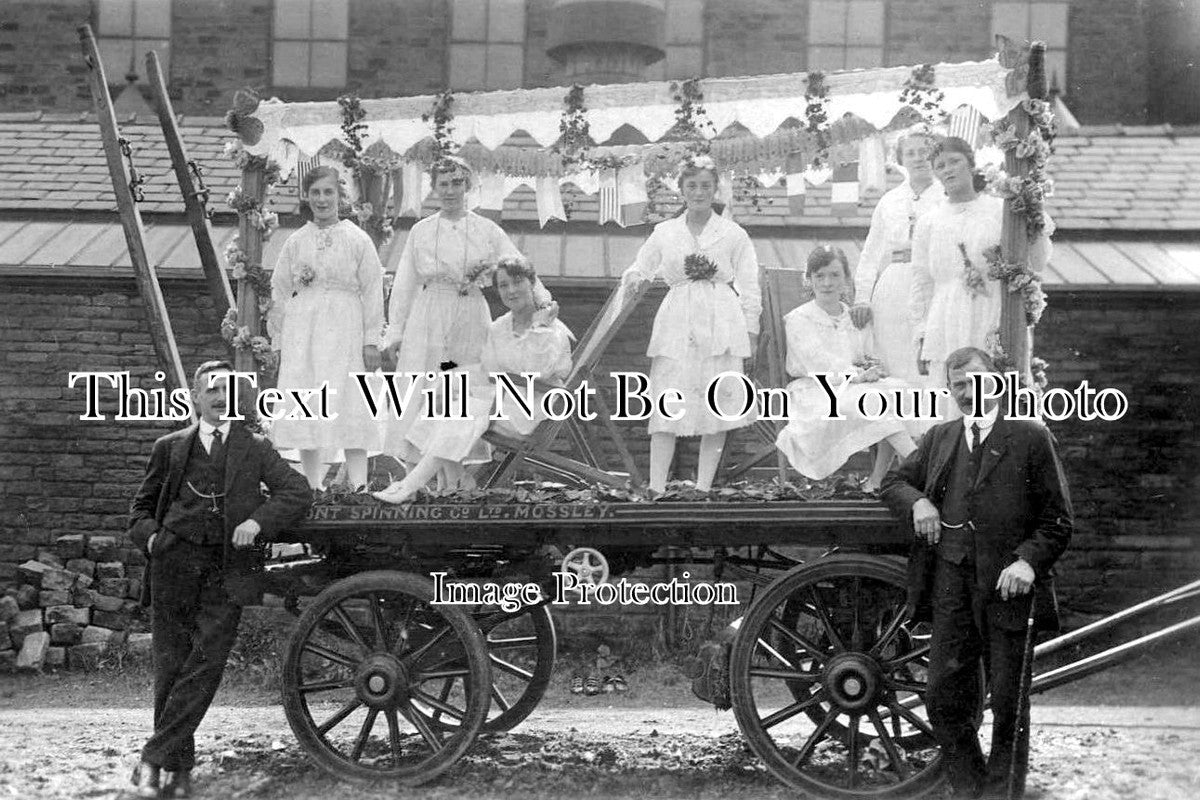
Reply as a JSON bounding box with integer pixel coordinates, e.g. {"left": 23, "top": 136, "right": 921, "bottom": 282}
{"left": 296, "top": 263, "right": 316, "bottom": 288}
{"left": 683, "top": 253, "right": 719, "bottom": 282}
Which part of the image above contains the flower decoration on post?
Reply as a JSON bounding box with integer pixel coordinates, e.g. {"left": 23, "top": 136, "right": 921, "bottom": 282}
{"left": 959, "top": 243, "right": 989, "bottom": 297}
{"left": 555, "top": 84, "right": 592, "bottom": 172}
{"left": 683, "top": 253, "right": 719, "bottom": 282}
{"left": 220, "top": 308, "right": 277, "bottom": 378}
{"left": 983, "top": 245, "right": 1047, "bottom": 325}
{"left": 669, "top": 77, "right": 717, "bottom": 150}
{"left": 223, "top": 89, "right": 264, "bottom": 145}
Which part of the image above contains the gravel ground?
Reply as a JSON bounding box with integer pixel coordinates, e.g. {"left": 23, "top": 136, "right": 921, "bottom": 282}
{"left": 0, "top": 693, "right": 1197, "bottom": 799}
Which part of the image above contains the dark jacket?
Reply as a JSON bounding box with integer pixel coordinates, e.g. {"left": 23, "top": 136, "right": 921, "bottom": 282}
{"left": 128, "top": 422, "right": 312, "bottom": 606}
{"left": 880, "top": 414, "right": 1073, "bottom": 632}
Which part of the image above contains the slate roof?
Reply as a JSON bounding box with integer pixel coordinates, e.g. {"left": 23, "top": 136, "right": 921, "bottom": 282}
{"left": 2, "top": 111, "right": 1199, "bottom": 233}
{"left": 2, "top": 217, "right": 1198, "bottom": 291}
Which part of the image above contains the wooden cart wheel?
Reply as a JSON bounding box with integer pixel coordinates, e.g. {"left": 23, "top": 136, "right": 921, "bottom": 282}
{"left": 420, "top": 603, "right": 557, "bottom": 734}
{"left": 730, "top": 553, "right": 950, "bottom": 798}
{"left": 281, "top": 571, "right": 491, "bottom": 785}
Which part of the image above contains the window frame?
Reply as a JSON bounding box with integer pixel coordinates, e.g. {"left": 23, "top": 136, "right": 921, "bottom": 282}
{"left": 448, "top": 0, "right": 526, "bottom": 92}
{"left": 271, "top": 0, "right": 350, "bottom": 91}
{"left": 94, "top": 0, "right": 172, "bottom": 84}
{"left": 805, "top": 0, "right": 887, "bottom": 73}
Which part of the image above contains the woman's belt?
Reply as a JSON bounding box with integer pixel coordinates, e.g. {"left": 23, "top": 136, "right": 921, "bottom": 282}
{"left": 890, "top": 248, "right": 912, "bottom": 263}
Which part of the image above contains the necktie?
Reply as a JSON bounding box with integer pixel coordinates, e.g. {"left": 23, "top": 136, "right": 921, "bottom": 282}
{"left": 969, "top": 422, "right": 983, "bottom": 477}
{"left": 210, "top": 428, "right": 226, "bottom": 463}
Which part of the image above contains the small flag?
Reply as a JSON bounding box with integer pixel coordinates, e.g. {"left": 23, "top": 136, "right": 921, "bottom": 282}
{"left": 477, "top": 172, "right": 506, "bottom": 223}
{"left": 785, "top": 152, "right": 807, "bottom": 216}
{"left": 947, "top": 105, "right": 983, "bottom": 148}
{"left": 296, "top": 154, "right": 321, "bottom": 196}
{"left": 535, "top": 175, "right": 566, "bottom": 227}
{"left": 617, "top": 165, "right": 648, "bottom": 226}
{"left": 830, "top": 161, "right": 860, "bottom": 214}
{"left": 598, "top": 168, "right": 620, "bottom": 226}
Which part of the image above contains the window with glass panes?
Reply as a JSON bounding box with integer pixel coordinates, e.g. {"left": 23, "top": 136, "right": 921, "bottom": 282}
{"left": 449, "top": 0, "right": 526, "bottom": 91}
{"left": 95, "top": 0, "right": 171, "bottom": 83}
{"left": 991, "top": 1, "right": 1069, "bottom": 91}
{"left": 272, "top": 0, "right": 349, "bottom": 89}
{"left": 807, "top": 0, "right": 885, "bottom": 71}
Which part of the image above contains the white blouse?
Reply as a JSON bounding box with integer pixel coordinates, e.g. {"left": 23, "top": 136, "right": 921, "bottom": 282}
{"left": 853, "top": 180, "right": 945, "bottom": 302}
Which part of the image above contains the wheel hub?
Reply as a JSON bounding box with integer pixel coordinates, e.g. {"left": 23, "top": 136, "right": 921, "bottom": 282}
{"left": 823, "top": 652, "right": 882, "bottom": 712}
{"left": 355, "top": 653, "right": 409, "bottom": 709}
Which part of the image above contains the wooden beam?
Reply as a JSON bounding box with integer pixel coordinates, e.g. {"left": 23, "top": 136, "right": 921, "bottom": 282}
{"left": 144, "top": 50, "right": 235, "bottom": 323}
{"left": 999, "top": 43, "right": 1049, "bottom": 378}
{"left": 77, "top": 24, "right": 192, "bottom": 406}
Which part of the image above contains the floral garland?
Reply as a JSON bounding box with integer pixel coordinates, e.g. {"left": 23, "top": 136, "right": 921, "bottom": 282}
{"left": 803, "top": 71, "right": 831, "bottom": 168}
{"left": 683, "top": 253, "right": 719, "bottom": 282}
{"left": 226, "top": 186, "right": 280, "bottom": 240}
{"left": 669, "top": 77, "right": 717, "bottom": 149}
{"left": 983, "top": 245, "right": 1047, "bottom": 325}
{"left": 959, "top": 243, "right": 989, "bottom": 297}
{"left": 897, "top": 64, "right": 947, "bottom": 125}
{"left": 422, "top": 90, "right": 458, "bottom": 161}
{"left": 992, "top": 346, "right": 1050, "bottom": 394}
{"left": 555, "top": 84, "right": 592, "bottom": 172}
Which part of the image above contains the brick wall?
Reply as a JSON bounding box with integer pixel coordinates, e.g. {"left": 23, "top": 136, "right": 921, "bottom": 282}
{"left": 0, "top": 0, "right": 1160, "bottom": 125}
{"left": 2, "top": 273, "right": 1198, "bottom": 627}
{"left": 169, "top": 0, "right": 272, "bottom": 114}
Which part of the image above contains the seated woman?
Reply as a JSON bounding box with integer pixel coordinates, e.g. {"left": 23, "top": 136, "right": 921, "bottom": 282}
{"left": 373, "top": 256, "right": 572, "bottom": 504}
{"left": 775, "top": 246, "right": 919, "bottom": 493}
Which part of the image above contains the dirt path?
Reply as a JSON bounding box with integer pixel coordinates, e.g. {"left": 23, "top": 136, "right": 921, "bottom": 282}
{"left": 1, "top": 703, "right": 1197, "bottom": 799}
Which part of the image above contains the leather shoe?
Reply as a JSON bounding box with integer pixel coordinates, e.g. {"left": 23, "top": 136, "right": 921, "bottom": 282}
{"left": 161, "top": 769, "right": 193, "bottom": 798}
{"left": 130, "top": 761, "right": 160, "bottom": 798}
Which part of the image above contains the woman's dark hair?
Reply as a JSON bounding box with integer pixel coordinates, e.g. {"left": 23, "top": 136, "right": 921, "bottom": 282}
{"left": 492, "top": 255, "right": 537, "bottom": 286}
{"left": 301, "top": 164, "right": 341, "bottom": 195}
{"left": 806, "top": 244, "right": 851, "bottom": 282}
{"left": 930, "top": 136, "right": 988, "bottom": 192}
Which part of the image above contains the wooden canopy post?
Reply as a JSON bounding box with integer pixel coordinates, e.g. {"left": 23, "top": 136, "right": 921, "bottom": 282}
{"left": 145, "top": 50, "right": 235, "bottom": 322}
{"left": 78, "top": 24, "right": 191, "bottom": 401}
{"left": 998, "top": 43, "right": 1048, "bottom": 378}
{"left": 235, "top": 163, "right": 268, "bottom": 373}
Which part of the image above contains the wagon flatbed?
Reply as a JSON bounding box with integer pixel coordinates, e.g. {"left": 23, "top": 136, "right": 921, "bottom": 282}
{"left": 293, "top": 498, "right": 904, "bottom": 548}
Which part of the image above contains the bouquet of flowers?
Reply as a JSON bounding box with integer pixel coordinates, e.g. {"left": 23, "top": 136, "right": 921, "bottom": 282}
{"left": 296, "top": 263, "right": 316, "bottom": 288}
{"left": 684, "top": 253, "right": 719, "bottom": 282}
{"left": 959, "top": 243, "right": 988, "bottom": 297}
{"left": 852, "top": 354, "right": 888, "bottom": 382}
{"left": 459, "top": 260, "right": 495, "bottom": 296}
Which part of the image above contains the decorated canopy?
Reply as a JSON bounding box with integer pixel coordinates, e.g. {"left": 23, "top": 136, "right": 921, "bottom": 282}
{"left": 235, "top": 57, "right": 1025, "bottom": 187}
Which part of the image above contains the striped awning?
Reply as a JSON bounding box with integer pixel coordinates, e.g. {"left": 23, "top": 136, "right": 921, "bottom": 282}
{"left": 1, "top": 218, "right": 1198, "bottom": 291}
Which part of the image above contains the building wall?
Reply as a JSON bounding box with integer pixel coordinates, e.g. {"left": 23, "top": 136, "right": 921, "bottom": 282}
{"left": 0, "top": 0, "right": 1162, "bottom": 124}
{"left": 1, "top": 273, "right": 1197, "bottom": 627}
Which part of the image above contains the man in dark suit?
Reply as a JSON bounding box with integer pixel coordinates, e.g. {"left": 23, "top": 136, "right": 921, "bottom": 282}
{"left": 881, "top": 346, "right": 1072, "bottom": 800}
{"left": 127, "top": 360, "right": 311, "bottom": 798}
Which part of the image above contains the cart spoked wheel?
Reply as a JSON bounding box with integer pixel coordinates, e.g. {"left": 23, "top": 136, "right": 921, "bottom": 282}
{"left": 419, "top": 602, "right": 557, "bottom": 734}
{"left": 281, "top": 571, "right": 491, "bottom": 785}
{"left": 730, "top": 553, "right": 952, "bottom": 798}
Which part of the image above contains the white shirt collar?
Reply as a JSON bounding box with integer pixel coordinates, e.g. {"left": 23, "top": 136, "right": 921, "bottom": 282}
{"left": 199, "top": 419, "right": 231, "bottom": 439}
{"left": 962, "top": 403, "right": 999, "bottom": 447}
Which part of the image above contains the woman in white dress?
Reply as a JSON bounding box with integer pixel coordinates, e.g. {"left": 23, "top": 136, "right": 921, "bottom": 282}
{"left": 622, "top": 155, "right": 761, "bottom": 494}
{"left": 373, "top": 257, "right": 572, "bottom": 504}
{"left": 269, "top": 165, "right": 384, "bottom": 490}
{"left": 775, "top": 246, "right": 919, "bottom": 492}
{"left": 381, "top": 156, "right": 522, "bottom": 461}
{"left": 910, "top": 137, "right": 1051, "bottom": 402}
{"left": 850, "top": 131, "right": 944, "bottom": 383}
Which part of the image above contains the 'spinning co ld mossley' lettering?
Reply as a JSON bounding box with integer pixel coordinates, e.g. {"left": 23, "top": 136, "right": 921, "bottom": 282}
{"left": 69, "top": 369, "right": 1129, "bottom": 424}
